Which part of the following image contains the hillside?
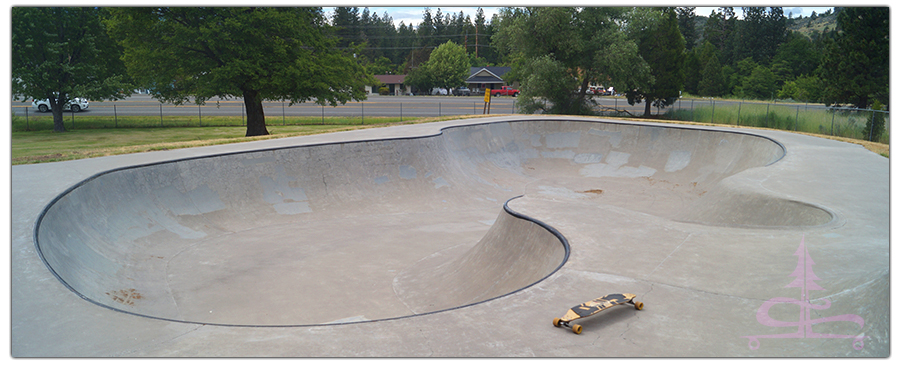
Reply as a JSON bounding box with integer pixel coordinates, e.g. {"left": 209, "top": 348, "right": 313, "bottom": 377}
{"left": 787, "top": 8, "right": 840, "bottom": 38}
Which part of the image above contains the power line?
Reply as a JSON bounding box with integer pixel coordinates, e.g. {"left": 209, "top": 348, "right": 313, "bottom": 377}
{"left": 337, "top": 44, "right": 494, "bottom": 50}
{"left": 333, "top": 33, "right": 493, "bottom": 40}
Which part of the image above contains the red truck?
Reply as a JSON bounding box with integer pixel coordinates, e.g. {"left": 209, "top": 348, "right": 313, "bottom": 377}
{"left": 490, "top": 86, "right": 519, "bottom": 97}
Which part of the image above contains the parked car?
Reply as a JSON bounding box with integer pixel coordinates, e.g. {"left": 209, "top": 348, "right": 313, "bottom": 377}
{"left": 32, "top": 97, "right": 90, "bottom": 113}
{"left": 453, "top": 87, "right": 471, "bottom": 96}
{"left": 431, "top": 87, "right": 448, "bottom": 96}
{"left": 490, "top": 86, "right": 519, "bottom": 97}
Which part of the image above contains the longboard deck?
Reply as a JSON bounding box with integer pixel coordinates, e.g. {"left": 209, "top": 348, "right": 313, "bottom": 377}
{"left": 554, "top": 293, "right": 643, "bottom": 334}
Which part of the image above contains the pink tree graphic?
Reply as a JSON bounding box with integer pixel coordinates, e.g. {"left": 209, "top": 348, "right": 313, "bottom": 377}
{"left": 742, "top": 236, "right": 867, "bottom": 350}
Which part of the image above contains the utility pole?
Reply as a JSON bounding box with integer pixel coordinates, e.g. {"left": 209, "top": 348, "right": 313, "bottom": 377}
{"left": 475, "top": 24, "right": 478, "bottom": 58}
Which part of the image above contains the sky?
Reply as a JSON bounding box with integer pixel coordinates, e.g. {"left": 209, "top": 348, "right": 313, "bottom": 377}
{"left": 319, "top": 3, "right": 836, "bottom": 28}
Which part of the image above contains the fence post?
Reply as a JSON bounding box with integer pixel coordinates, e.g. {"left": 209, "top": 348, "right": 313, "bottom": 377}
{"left": 711, "top": 99, "right": 715, "bottom": 123}
{"left": 513, "top": 100, "right": 516, "bottom": 114}
{"left": 690, "top": 99, "right": 694, "bottom": 121}
{"left": 71, "top": 109, "right": 75, "bottom": 130}
{"left": 242, "top": 103, "right": 244, "bottom": 126}
{"left": 199, "top": 104, "right": 202, "bottom": 127}
{"left": 795, "top": 105, "right": 800, "bottom": 131}
{"left": 282, "top": 101, "right": 285, "bottom": 126}
{"left": 869, "top": 109, "right": 876, "bottom": 141}
{"left": 439, "top": 102, "right": 441, "bottom": 117}
{"left": 160, "top": 103, "right": 163, "bottom": 127}
{"left": 400, "top": 103, "right": 403, "bottom": 122}
{"left": 362, "top": 102, "right": 365, "bottom": 125}
{"left": 474, "top": 102, "right": 476, "bottom": 115}
{"left": 737, "top": 101, "right": 742, "bottom": 126}
{"left": 321, "top": 105, "right": 324, "bottom": 125}
{"left": 25, "top": 107, "right": 29, "bottom": 130}
{"left": 114, "top": 104, "right": 118, "bottom": 128}
{"left": 765, "top": 103, "right": 770, "bottom": 128}
{"left": 831, "top": 109, "right": 836, "bottom": 136}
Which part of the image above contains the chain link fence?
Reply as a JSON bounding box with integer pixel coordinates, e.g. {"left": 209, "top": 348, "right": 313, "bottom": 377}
{"left": 593, "top": 97, "right": 889, "bottom": 144}
{"left": 11, "top": 97, "right": 520, "bottom": 132}
{"left": 12, "top": 96, "right": 888, "bottom": 144}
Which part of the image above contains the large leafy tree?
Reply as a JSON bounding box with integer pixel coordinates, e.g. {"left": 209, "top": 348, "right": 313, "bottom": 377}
{"left": 819, "top": 7, "right": 889, "bottom": 109}
{"left": 626, "top": 8, "right": 685, "bottom": 116}
{"left": 424, "top": 41, "right": 470, "bottom": 92}
{"left": 106, "top": 7, "right": 372, "bottom": 137}
{"left": 493, "top": 7, "right": 650, "bottom": 115}
{"left": 739, "top": 65, "right": 778, "bottom": 100}
{"left": 12, "top": 7, "right": 131, "bottom": 132}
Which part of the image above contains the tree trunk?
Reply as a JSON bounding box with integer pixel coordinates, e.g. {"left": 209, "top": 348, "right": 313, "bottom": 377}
{"left": 51, "top": 100, "right": 66, "bottom": 133}
{"left": 242, "top": 88, "right": 269, "bottom": 137}
{"left": 644, "top": 99, "right": 652, "bottom": 117}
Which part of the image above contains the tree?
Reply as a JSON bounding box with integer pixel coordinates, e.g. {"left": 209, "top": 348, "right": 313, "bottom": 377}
{"left": 778, "top": 75, "right": 824, "bottom": 102}
{"left": 425, "top": 41, "right": 470, "bottom": 92}
{"left": 771, "top": 32, "right": 822, "bottom": 83}
{"left": 626, "top": 8, "right": 685, "bottom": 116}
{"left": 727, "top": 57, "right": 758, "bottom": 96}
{"left": 106, "top": 7, "right": 372, "bottom": 137}
{"left": 682, "top": 49, "right": 701, "bottom": 94}
{"left": 698, "top": 53, "right": 726, "bottom": 97}
{"left": 403, "top": 66, "right": 434, "bottom": 95}
{"left": 493, "top": 7, "right": 650, "bottom": 115}
{"left": 12, "top": 7, "right": 131, "bottom": 132}
{"left": 675, "top": 7, "right": 698, "bottom": 50}
{"left": 819, "top": 7, "right": 889, "bottom": 109}
{"left": 739, "top": 65, "right": 778, "bottom": 100}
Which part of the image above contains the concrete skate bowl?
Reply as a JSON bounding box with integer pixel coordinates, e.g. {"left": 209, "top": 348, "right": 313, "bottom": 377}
{"left": 34, "top": 118, "right": 834, "bottom": 326}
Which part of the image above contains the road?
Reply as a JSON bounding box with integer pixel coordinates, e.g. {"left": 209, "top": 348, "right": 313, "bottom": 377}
{"left": 13, "top": 93, "right": 824, "bottom": 119}
{"left": 13, "top": 94, "right": 522, "bottom": 118}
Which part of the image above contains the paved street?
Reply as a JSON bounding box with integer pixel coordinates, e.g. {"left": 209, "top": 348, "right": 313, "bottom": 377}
{"left": 13, "top": 94, "right": 522, "bottom": 118}
{"left": 13, "top": 93, "right": 824, "bottom": 120}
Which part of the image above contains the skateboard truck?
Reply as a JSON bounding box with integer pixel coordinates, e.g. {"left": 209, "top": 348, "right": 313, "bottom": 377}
{"left": 553, "top": 293, "right": 643, "bottom": 334}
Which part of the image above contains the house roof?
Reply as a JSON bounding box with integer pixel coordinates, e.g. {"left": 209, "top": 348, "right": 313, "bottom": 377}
{"left": 466, "top": 67, "right": 512, "bottom": 84}
{"left": 374, "top": 74, "right": 406, "bottom": 84}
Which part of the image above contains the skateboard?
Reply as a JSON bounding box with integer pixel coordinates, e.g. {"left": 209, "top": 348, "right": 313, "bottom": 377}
{"left": 553, "top": 293, "right": 643, "bottom": 334}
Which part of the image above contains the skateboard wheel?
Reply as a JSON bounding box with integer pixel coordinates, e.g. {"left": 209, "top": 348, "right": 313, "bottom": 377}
{"left": 553, "top": 318, "right": 562, "bottom": 328}
{"left": 572, "top": 324, "right": 582, "bottom": 334}
{"left": 634, "top": 301, "right": 644, "bottom": 310}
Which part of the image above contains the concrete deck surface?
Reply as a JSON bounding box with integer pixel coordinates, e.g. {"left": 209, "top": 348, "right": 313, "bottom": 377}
{"left": 10, "top": 116, "right": 889, "bottom": 358}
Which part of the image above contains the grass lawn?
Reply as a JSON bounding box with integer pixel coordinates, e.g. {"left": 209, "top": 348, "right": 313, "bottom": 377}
{"left": 10, "top": 116, "right": 477, "bottom": 165}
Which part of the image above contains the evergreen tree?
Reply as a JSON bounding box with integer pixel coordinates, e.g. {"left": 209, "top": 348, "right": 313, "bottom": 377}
{"left": 627, "top": 8, "right": 686, "bottom": 116}
{"left": 682, "top": 49, "right": 701, "bottom": 94}
{"left": 331, "top": 7, "right": 360, "bottom": 48}
{"left": 772, "top": 32, "right": 822, "bottom": 81}
{"left": 819, "top": 7, "right": 889, "bottom": 108}
{"left": 676, "top": 7, "right": 698, "bottom": 50}
{"left": 698, "top": 53, "right": 726, "bottom": 97}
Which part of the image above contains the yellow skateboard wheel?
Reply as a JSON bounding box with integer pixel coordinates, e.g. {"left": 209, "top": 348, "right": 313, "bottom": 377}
{"left": 572, "top": 324, "right": 582, "bottom": 334}
{"left": 634, "top": 301, "right": 644, "bottom": 310}
{"left": 553, "top": 318, "right": 562, "bottom": 327}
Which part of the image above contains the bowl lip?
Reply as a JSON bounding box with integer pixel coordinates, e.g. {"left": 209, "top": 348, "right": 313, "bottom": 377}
{"left": 31, "top": 116, "right": 786, "bottom": 327}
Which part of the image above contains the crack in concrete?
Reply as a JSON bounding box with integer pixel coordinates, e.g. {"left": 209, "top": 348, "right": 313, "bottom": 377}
{"left": 109, "top": 323, "right": 205, "bottom": 357}
{"left": 645, "top": 233, "right": 692, "bottom": 279}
